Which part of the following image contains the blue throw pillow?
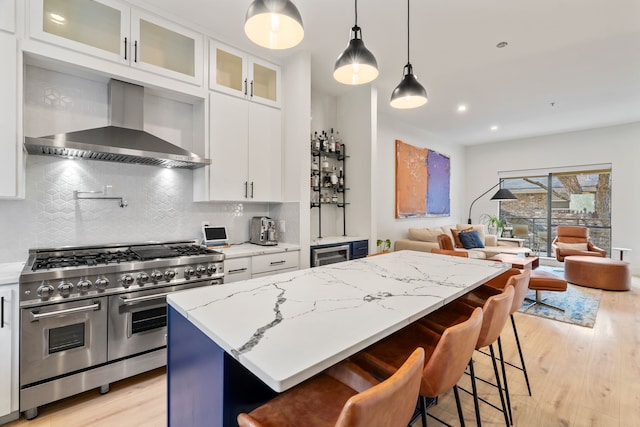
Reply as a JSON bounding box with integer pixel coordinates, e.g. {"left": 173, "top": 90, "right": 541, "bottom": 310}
{"left": 459, "top": 230, "right": 485, "bottom": 249}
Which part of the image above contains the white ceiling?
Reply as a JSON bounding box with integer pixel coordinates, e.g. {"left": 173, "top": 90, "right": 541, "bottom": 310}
{"left": 132, "top": 0, "right": 640, "bottom": 145}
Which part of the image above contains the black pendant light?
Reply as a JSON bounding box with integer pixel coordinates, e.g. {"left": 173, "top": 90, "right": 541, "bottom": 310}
{"left": 244, "top": 0, "right": 304, "bottom": 50}
{"left": 333, "top": 0, "right": 379, "bottom": 85}
{"left": 390, "top": 0, "right": 427, "bottom": 109}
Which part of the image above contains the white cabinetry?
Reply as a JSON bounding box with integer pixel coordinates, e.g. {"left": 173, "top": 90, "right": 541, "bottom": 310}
{"left": 208, "top": 91, "right": 282, "bottom": 202}
{"left": 224, "top": 257, "right": 251, "bottom": 283}
{"left": 0, "top": 285, "right": 18, "bottom": 419}
{"left": 0, "top": 32, "right": 20, "bottom": 199}
{"left": 209, "top": 41, "right": 281, "bottom": 108}
{"left": 29, "top": 0, "right": 203, "bottom": 85}
{"left": 0, "top": 0, "right": 15, "bottom": 33}
{"left": 251, "top": 252, "right": 299, "bottom": 278}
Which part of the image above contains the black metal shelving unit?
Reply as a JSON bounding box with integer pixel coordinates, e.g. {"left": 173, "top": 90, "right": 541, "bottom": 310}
{"left": 310, "top": 149, "right": 349, "bottom": 238}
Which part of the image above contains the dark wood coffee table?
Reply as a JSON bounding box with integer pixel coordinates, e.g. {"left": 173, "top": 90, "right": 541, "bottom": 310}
{"left": 489, "top": 253, "right": 539, "bottom": 270}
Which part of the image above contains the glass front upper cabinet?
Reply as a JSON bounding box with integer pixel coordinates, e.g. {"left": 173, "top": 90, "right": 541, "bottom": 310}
{"left": 31, "top": 0, "right": 203, "bottom": 85}
{"left": 209, "top": 41, "right": 281, "bottom": 108}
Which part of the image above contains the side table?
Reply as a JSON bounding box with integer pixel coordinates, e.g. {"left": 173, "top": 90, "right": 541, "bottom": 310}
{"left": 612, "top": 247, "right": 632, "bottom": 261}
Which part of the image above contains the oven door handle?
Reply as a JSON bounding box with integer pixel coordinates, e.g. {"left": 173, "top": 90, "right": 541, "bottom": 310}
{"left": 30, "top": 302, "right": 101, "bottom": 321}
{"left": 120, "top": 292, "right": 170, "bottom": 305}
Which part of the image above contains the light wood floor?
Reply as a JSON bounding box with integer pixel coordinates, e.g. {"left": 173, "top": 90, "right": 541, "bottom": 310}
{"left": 6, "top": 277, "right": 640, "bottom": 427}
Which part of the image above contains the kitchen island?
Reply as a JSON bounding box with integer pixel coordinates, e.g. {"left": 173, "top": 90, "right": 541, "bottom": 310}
{"left": 167, "top": 250, "right": 509, "bottom": 426}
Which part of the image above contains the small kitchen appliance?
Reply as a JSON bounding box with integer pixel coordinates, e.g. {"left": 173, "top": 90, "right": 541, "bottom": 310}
{"left": 249, "top": 216, "right": 278, "bottom": 246}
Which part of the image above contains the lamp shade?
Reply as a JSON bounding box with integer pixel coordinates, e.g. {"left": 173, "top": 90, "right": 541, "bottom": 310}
{"left": 333, "top": 26, "right": 379, "bottom": 85}
{"left": 390, "top": 63, "right": 428, "bottom": 109}
{"left": 490, "top": 188, "right": 517, "bottom": 201}
{"left": 244, "top": 0, "right": 304, "bottom": 50}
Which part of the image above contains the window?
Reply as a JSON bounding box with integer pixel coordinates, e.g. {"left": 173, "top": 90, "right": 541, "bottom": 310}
{"left": 498, "top": 167, "right": 611, "bottom": 257}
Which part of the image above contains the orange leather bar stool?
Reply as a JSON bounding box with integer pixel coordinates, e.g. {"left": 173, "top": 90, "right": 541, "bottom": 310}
{"left": 237, "top": 348, "right": 424, "bottom": 427}
{"left": 564, "top": 256, "right": 631, "bottom": 291}
{"left": 351, "top": 308, "right": 483, "bottom": 427}
{"left": 527, "top": 269, "right": 568, "bottom": 311}
{"left": 459, "top": 269, "right": 531, "bottom": 422}
{"left": 421, "top": 286, "right": 515, "bottom": 427}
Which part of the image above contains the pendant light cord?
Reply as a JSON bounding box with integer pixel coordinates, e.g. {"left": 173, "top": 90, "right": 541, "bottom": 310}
{"left": 407, "top": 0, "right": 410, "bottom": 63}
{"left": 355, "top": 0, "right": 358, "bottom": 26}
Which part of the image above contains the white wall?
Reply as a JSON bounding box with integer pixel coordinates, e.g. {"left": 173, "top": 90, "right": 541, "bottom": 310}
{"left": 465, "top": 122, "right": 640, "bottom": 273}
{"left": 376, "top": 113, "right": 467, "bottom": 248}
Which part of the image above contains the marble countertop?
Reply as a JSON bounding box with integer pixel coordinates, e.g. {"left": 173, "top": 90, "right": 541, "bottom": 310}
{"left": 310, "top": 236, "right": 368, "bottom": 246}
{"left": 0, "top": 262, "right": 25, "bottom": 285}
{"left": 168, "top": 250, "right": 509, "bottom": 392}
{"left": 216, "top": 243, "right": 300, "bottom": 259}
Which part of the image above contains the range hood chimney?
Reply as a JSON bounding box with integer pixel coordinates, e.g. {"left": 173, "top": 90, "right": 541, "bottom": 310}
{"left": 24, "top": 80, "right": 210, "bottom": 169}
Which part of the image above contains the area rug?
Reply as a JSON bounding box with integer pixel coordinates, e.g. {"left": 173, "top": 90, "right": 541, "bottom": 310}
{"left": 518, "top": 266, "right": 602, "bottom": 328}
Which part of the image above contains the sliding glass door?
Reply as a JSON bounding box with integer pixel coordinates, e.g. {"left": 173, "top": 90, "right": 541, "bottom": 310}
{"left": 498, "top": 168, "right": 611, "bottom": 258}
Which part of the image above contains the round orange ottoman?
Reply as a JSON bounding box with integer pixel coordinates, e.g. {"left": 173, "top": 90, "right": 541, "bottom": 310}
{"left": 564, "top": 256, "right": 631, "bottom": 291}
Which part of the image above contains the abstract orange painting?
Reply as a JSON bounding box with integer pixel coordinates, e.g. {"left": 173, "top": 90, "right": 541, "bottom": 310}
{"left": 395, "top": 140, "right": 450, "bottom": 218}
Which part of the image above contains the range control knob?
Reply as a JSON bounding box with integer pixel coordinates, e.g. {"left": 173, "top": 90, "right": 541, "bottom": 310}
{"left": 150, "top": 271, "right": 164, "bottom": 282}
{"left": 136, "top": 272, "right": 150, "bottom": 285}
{"left": 207, "top": 265, "right": 218, "bottom": 275}
{"left": 37, "top": 283, "right": 55, "bottom": 299}
{"left": 77, "top": 279, "right": 92, "bottom": 293}
{"left": 95, "top": 277, "right": 110, "bottom": 290}
{"left": 184, "top": 267, "right": 195, "bottom": 279}
{"left": 58, "top": 281, "right": 74, "bottom": 297}
{"left": 164, "top": 270, "right": 176, "bottom": 280}
{"left": 121, "top": 274, "right": 134, "bottom": 288}
{"left": 196, "top": 266, "right": 207, "bottom": 277}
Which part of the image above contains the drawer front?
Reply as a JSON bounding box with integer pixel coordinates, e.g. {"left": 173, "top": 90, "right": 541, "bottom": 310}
{"left": 351, "top": 240, "right": 369, "bottom": 259}
{"left": 251, "top": 267, "right": 298, "bottom": 279}
{"left": 224, "top": 257, "right": 251, "bottom": 283}
{"left": 252, "top": 251, "right": 299, "bottom": 275}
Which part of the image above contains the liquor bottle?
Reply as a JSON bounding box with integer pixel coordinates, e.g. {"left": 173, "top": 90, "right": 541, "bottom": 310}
{"left": 335, "top": 131, "right": 342, "bottom": 155}
{"left": 323, "top": 131, "right": 330, "bottom": 152}
{"left": 328, "top": 128, "right": 336, "bottom": 153}
{"left": 321, "top": 156, "right": 329, "bottom": 171}
{"left": 311, "top": 158, "right": 319, "bottom": 171}
{"left": 338, "top": 167, "right": 344, "bottom": 190}
{"left": 330, "top": 166, "right": 338, "bottom": 188}
{"left": 312, "top": 131, "right": 320, "bottom": 151}
{"left": 331, "top": 191, "right": 338, "bottom": 203}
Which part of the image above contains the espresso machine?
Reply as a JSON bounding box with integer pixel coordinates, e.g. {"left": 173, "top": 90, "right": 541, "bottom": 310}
{"left": 250, "top": 216, "right": 278, "bottom": 246}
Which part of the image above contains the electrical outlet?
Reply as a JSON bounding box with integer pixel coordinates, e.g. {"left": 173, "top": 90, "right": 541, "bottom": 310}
{"left": 279, "top": 219, "right": 285, "bottom": 233}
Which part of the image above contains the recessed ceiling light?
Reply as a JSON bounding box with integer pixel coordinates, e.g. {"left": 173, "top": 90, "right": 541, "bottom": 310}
{"left": 457, "top": 105, "right": 467, "bottom": 113}
{"left": 490, "top": 125, "right": 499, "bottom": 131}
{"left": 496, "top": 41, "right": 508, "bottom": 48}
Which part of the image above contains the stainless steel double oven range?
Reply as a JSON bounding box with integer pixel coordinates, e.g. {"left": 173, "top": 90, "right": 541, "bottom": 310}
{"left": 18, "top": 240, "right": 225, "bottom": 419}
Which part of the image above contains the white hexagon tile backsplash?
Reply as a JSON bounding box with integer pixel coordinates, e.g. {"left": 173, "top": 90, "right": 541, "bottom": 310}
{"left": 0, "top": 156, "right": 286, "bottom": 262}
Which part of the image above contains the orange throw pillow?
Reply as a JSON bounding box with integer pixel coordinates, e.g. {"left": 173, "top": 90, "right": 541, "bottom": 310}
{"left": 451, "top": 227, "right": 473, "bottom": 248}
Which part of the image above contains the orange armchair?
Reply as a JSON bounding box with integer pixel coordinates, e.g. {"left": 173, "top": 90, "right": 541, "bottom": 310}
{"left": 551, "top": 226, "right": 606, "bottom": 262}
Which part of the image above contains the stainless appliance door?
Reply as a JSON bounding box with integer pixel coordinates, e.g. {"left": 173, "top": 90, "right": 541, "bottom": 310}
{"left": 20, "top": 297, "right": 108, "bottom": 386}
{"left": 108, "top": 280, "right": 222, "bottom": 360}
{"left": 312, "top": 244, "right": 351, "bottom": 267}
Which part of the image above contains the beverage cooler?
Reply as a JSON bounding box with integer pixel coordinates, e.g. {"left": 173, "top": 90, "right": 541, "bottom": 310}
{"left": 310, "top": 240, "right": 368, "bottom": 267}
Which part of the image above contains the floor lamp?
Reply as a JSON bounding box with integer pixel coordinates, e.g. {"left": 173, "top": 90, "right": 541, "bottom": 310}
{"left": 467, "top": 183, "right": 517, "bottom": 224}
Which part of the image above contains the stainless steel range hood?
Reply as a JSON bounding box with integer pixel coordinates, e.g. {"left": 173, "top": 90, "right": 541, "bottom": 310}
{"left": 24, "top": 80, "right": 210, "bottom": 169}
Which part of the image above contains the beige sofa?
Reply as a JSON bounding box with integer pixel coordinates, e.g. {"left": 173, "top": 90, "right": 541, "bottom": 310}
{"left": 394, "top": 224, "right": 531, "bottom": 259}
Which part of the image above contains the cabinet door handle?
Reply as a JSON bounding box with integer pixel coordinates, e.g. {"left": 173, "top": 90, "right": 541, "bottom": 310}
{"left": 124, "top": 37, "right": 127, "bottom": 60}
{"left": 1, "top": 296, "right": 4, "bottom": 328}
{"left": 244, "top": 181, "right": 248, "bottom": 198}
{"left": 244, "top": 78, "right": 248, "bottom": 96}
{"left": 250, "top": 182, "right": 254, "bottom": 198}
{"left": 250, "top": 80, "right": 254, "bottom": 97}
{"left": 228, "top": 268, "right": 248, "bottom": 274}
{"left": 270, "top": 260, "right": 286, "bottom": 266}
{"left": 134, "top": 40, "right": 138, "bottom": 63}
